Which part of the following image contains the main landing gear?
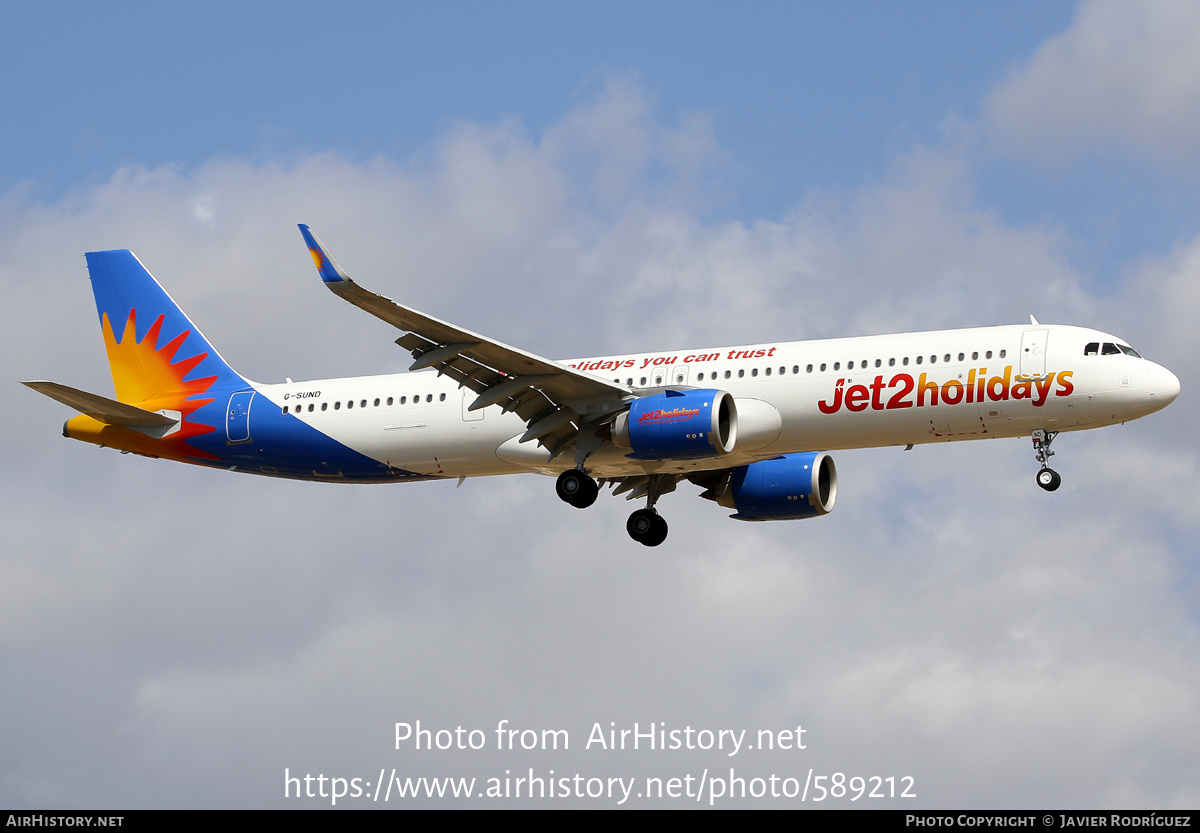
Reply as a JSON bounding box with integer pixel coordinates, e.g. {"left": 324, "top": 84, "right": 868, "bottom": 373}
{"left": 624, "top": 473, "right": 674, "bottom": 547}
{"left": 627, "top": 508, "right": 668, "bottom": 548}
{"left": 1032, "top": 429, "right": 1061, "bottom": 492}
{"left": 555, "top": 468, "right": 672, "bottom": 547}
{"left": 556, "top": 468, "right": 598, "bottom": 508}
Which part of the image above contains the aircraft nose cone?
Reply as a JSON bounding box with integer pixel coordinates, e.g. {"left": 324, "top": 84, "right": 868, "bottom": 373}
{"left": 1151, "top": 364, "right": 1180, "bottom": 407}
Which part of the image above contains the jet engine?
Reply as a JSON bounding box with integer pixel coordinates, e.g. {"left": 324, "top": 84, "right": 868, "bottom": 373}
{"left": 717, "top": 452, "right": 838, "bottom": 520}
{"left": 612, "top": 389, "right": 737, "bottom": 460}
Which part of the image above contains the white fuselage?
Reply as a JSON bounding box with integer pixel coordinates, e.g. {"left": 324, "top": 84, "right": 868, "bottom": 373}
{"left": 249, "top": 323, "right": 1179, "bottom": 481}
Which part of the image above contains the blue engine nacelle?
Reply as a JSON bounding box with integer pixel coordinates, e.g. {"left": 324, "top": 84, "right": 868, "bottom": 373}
{"left": 724, "top": 452, "right": 837, "bottom": 521}
{"left": 612, "top": 389, "right": 737, "bottom": 460}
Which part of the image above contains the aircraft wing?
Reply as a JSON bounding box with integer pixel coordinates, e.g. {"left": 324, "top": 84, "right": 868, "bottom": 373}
{"left": 299, "top": 225, "right": 631, "bottom": 458}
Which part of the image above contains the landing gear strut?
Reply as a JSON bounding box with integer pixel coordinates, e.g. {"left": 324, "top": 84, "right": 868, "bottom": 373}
{"left": 1032, "top": 429, "right": 1061, "bottom": 492}
{"left": 556, "top": 468, "right": 598, "bottom": 508}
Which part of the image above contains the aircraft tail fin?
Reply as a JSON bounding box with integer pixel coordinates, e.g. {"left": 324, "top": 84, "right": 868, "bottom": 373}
{"left": 84, "top": 250, "right": 247, "bottom": 406}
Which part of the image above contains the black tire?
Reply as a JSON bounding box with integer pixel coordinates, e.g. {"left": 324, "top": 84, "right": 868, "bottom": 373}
{"left": 627, "top": 508, "right": 657, "bottom": 542}
{"left": 1036, "top": 467, "right": 1061, "bottom": 492}
{"left": 643, "top": 513, "right": 669, "bottom": 547}
{"left": 556, "top": 469, "right": 590, "bottom": 506}
{"left": 572, "top": 475, "right": 599, "bottom": 508}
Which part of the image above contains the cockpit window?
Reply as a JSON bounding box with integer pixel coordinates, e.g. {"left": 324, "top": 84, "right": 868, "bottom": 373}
{"left": 1088, "top": 341, "right": 1142, "bottom": 358}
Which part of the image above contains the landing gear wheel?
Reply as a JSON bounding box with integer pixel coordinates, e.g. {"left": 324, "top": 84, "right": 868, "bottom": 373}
{"left": 644, "top": 513, "right": 668, "bottom": 547}
{"left": 627, "top": 509, "right": 669, "bottom": 547}
{"left": 556, "top": 469, "right": 598, "bottom": 508}
{"left": 1036, "top": 467, "right": 1061, "bottom": 492}
{"left": 1031, "top": 430, "right": 1062, "bottom": 492}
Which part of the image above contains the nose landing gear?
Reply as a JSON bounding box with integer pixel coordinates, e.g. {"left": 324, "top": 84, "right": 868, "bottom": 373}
{"left": 1032, "top": 429, "right": 1061, "bottom": 492}
{"left": 1036, "top": 467, "right": 1061, "bottom": 491}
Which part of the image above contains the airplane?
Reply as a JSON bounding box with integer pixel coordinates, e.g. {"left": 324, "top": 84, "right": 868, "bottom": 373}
{"left": 23, "top": 225, "right": 1180, "bottom": 546}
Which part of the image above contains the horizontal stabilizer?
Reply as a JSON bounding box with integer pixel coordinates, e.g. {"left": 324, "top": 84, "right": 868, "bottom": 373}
{"left": 22, "top": 381, "right": 179, "bottom": 428}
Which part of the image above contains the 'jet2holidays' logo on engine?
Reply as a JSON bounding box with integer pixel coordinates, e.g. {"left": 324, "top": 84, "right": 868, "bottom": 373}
{"left": 638, "top": 407, "right": 702, "bottom": 424}
{"left": 817, "top": 366, "right": 1075, "bottom": 414}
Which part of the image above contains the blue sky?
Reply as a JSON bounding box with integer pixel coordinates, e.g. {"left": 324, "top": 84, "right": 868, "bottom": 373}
{"left": 2, "top": 2, "right": 1069, "bottom": 208}
{"left": 2, "top": 0, "right": 1198, "bottom": 809}
{"left": 7, "top": 1, "right": 1194, "bottom": 281}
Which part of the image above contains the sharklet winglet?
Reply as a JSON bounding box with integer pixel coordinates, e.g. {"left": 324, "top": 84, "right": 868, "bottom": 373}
{"left": 299, "top": 224, "right": 352, "bottom": 284}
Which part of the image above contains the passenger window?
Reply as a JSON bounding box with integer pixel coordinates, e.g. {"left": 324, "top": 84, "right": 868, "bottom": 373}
{"left": 320, "top": 403, "right": 327, "bottom": 411}
{"left": 819, "top": 363, "right": 826, "bottom": 372}
{"left": 902, "top": 357, "right": 909, "bottom": 366}
{"left": 916, "top": 356, "right": 923, "bottom": 365}
{"left": 999, "top": 350, "right": 1006, "bottom": 358}
{"left": 875, "top": 359, "right": 882, "bottom": 368}
{"left": 308, "top": 404, "right": 315, "bottom": 412}
{"left": 641, "top": 376, "right": 648, "bottom": 385}
{"left": 387, "top": 397, "right": 393, "bottom": 406}
{"left": 335, "top": 401, "right": 342, "bottom": 410}
{"left": 439, "top": 393, "right": 446, "bottom": 401}
{"left": 752, "top": 368, "right": 759, "bottom": 377}
{"left": 888, "top": 358, "right": 895, "bottom": 367}
{"left": 764, "top": 367, "right": 771, "bottom": 376}
{"left": 737, "top": 369, "right": 744, "bottom": 378}
{"left": 400, "top": 396, "right": 406, "bottom": 404}
{"left": 805, "top": 364, "right": 812, "bottom": 373}
{"left": 374, "top": 398, "right": 380, "bottom": 407}
{"left": 972, "top": 351, "right": 979, "bottom": 360}
{"left": 957, "top": 353, "right": 964, "bottom": 361}
{"left": 944, "top": 354, "right": 950, "bottom": 363}
{"left": 930, "top": 355, "right": 937, "bottom": 364}
{"left": 848, "top": 361, "right": 854, "bottom": 370}
{"left": 833, "top": 362, "right": 840, "bottom": 371}
{"left": 985, "top": 351, "right": 993, "bottom": 359}
{"left": 426, "top": 394, "right": 433, "bottom": 403}
{"left": 723, "top": 371, "right": 731, "bottom": 380}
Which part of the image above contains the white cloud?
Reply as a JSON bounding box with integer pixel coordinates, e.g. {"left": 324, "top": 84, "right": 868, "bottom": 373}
{"left": 986, "top": 0, "right": 1200, "bottom": 162}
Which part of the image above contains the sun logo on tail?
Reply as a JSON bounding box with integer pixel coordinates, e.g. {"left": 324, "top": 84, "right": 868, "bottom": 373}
{"left": 92, "top": 308, "right": 220, "bottom": 460}
{"left": 309, "top": 246, "right": 326, "bottom": 271}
